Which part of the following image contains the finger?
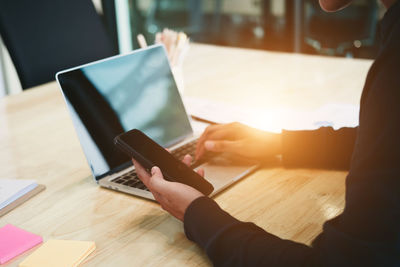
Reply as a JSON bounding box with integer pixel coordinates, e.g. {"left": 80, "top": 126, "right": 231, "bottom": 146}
{"left": 182, "top": 154, "right": 192, "bottom": 166}
{"left": 132, "top": 159, "right": 151, "bottom": 186}
{"left": 148, "top": 166, "right": 167, "bottom": 191}
{"left": 196, "top": 124, "right": 225, "bottom": 149}
{"left": 146, "top": 168, "right": 173, "bottom": 212}
{"left": 204, "top": 140, "right": 244, "bottom": 154}
{"left": 195, "top": 124, "right": 225, "bottom": 158}
{"left": 196, "top": 123, "right": 240, "bottom": 160}
{"left": 140, "top": 167, "right": 166, "bottom": 203}
{"left": 196, "top": 168, "right": 205, "bottom": 177}
{"left": 196, "top": 128, "right": 237, "bottom": 159}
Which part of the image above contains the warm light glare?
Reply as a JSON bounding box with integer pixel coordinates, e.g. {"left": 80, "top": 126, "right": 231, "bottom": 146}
{"left": 238, "top": 104, "right": 359, "bottom": 133}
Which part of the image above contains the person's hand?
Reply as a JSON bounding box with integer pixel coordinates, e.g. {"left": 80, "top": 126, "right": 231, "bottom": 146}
{"left": 132, "top": 155, "right": 204, "bottom": 221}
{"left": 195, "top": 122, "right": 282, "bottom": 160}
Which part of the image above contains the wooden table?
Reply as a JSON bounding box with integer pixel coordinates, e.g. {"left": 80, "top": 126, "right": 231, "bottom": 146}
{"left": 0, "top": 44, "right": 372, "bottom": 266}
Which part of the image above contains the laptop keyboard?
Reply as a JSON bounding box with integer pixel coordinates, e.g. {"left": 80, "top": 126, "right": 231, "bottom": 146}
{"left": 170, "top": 139, "right": 197, "bottom": 161}
{"left": 112, "top": 171, "right": 149, "bottom": 191}
{"left": 111, "top": 139, "right": 198, "bottom": 191}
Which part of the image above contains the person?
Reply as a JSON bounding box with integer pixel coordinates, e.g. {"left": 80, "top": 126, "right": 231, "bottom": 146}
{"left": 133, "top": 0, "right": 400, "bottom": 265}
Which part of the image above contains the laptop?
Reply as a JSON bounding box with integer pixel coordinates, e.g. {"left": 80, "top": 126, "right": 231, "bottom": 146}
{"left": 56, "top": 44, "right": 258, "bottom": 200}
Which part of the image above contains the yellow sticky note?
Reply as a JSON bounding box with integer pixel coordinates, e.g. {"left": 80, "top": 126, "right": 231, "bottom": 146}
{"left": 19, "top": 240, "right": 95, "bottom": 267}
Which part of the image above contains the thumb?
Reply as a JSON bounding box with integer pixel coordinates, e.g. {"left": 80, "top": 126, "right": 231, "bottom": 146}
{"left": 204, "top": 140, "right": 244, "bottom": 154}
{"left": 150, "top": 166, "right": 165, "bottom": 185}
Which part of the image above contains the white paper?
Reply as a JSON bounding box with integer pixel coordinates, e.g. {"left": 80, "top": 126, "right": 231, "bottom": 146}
{"left": 184, "top": 96, "right": 359, "bottom": 133}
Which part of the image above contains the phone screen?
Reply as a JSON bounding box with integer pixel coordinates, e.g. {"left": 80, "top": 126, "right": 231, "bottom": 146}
{"left": 115, "top": 129, "right": 214, "bottom": 195}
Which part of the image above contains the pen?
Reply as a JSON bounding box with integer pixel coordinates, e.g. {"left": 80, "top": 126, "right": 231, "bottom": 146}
{"left": 137, "top": 34, "right": 147, "bottom": 48}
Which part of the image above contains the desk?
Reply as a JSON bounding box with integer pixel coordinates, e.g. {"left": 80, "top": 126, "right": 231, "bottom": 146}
{"left": 0, "top": 44, "right": 372, "bottom": 266}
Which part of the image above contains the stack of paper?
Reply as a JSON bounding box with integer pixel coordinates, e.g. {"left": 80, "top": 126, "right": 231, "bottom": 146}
{"left": 0, "top": 179, "right": 45, "bottom": 217}
{"left": 19, "top": 240, "right": 96, "bottom": 267}
{"left": 0, "top": 224, "right": 43, "bottom": 264}
{"left": 184, "top": 96, "right": 359, "bottom": 132}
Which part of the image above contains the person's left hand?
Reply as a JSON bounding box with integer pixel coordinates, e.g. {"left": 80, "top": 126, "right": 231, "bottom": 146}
{"left": 132, "top": 154, "right": 204, "bottom": 221}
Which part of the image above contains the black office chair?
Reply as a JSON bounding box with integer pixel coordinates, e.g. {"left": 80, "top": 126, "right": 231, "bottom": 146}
{"left": 0, "top": 0, "right": 116, "bottom": 90}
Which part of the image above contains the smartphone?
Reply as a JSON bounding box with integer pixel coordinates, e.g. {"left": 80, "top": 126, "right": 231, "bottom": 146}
{"left": 114, "top": 129, "right": 214, "bottom": 196}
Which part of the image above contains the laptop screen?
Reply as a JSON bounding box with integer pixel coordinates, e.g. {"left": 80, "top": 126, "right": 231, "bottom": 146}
{"left": 56, "top": 45, "right": 193, "bottom": 180}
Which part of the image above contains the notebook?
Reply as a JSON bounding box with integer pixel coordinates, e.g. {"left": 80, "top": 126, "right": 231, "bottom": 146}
{"left": 0, "top": 184, "right": 46, "bottom": 217}
{"left": 0, "top": 179, "right": 38, "bottom": 210}
{"left": 0, "top": 224, "right": 43, "bottom": 264}
{"left": 19, "top": 239, "right": 96, "bottom": 267}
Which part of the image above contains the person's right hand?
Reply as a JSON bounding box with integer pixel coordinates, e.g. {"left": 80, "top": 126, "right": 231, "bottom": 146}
{"left": 195, "top": 122, "right": 282, "bottom": 161}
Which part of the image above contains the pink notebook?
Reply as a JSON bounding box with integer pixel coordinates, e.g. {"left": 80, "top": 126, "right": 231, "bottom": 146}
{"left": 0, "top": 224, "right": 43, "bottom": 264}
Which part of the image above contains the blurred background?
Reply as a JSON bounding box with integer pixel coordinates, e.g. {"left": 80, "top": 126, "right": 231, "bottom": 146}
{"left": 0, "top": 0, "right": 386, "bottom": 97}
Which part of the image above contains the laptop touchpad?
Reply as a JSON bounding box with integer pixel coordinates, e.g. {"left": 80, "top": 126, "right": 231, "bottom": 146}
{"left": 195, "top": 153, "right": 258, "bottom": 192}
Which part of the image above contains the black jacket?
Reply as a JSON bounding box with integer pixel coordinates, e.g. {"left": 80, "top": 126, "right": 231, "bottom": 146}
{"left": 184, "top": 2, "right": 400, "bottom": 266}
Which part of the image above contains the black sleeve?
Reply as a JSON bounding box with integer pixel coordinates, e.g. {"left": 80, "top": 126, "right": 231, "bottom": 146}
{"left": 184, "top": 197, "right": 315, "bottom": 267}
{"left": 281, "top": 127, "right": 357, "bottom": 170}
